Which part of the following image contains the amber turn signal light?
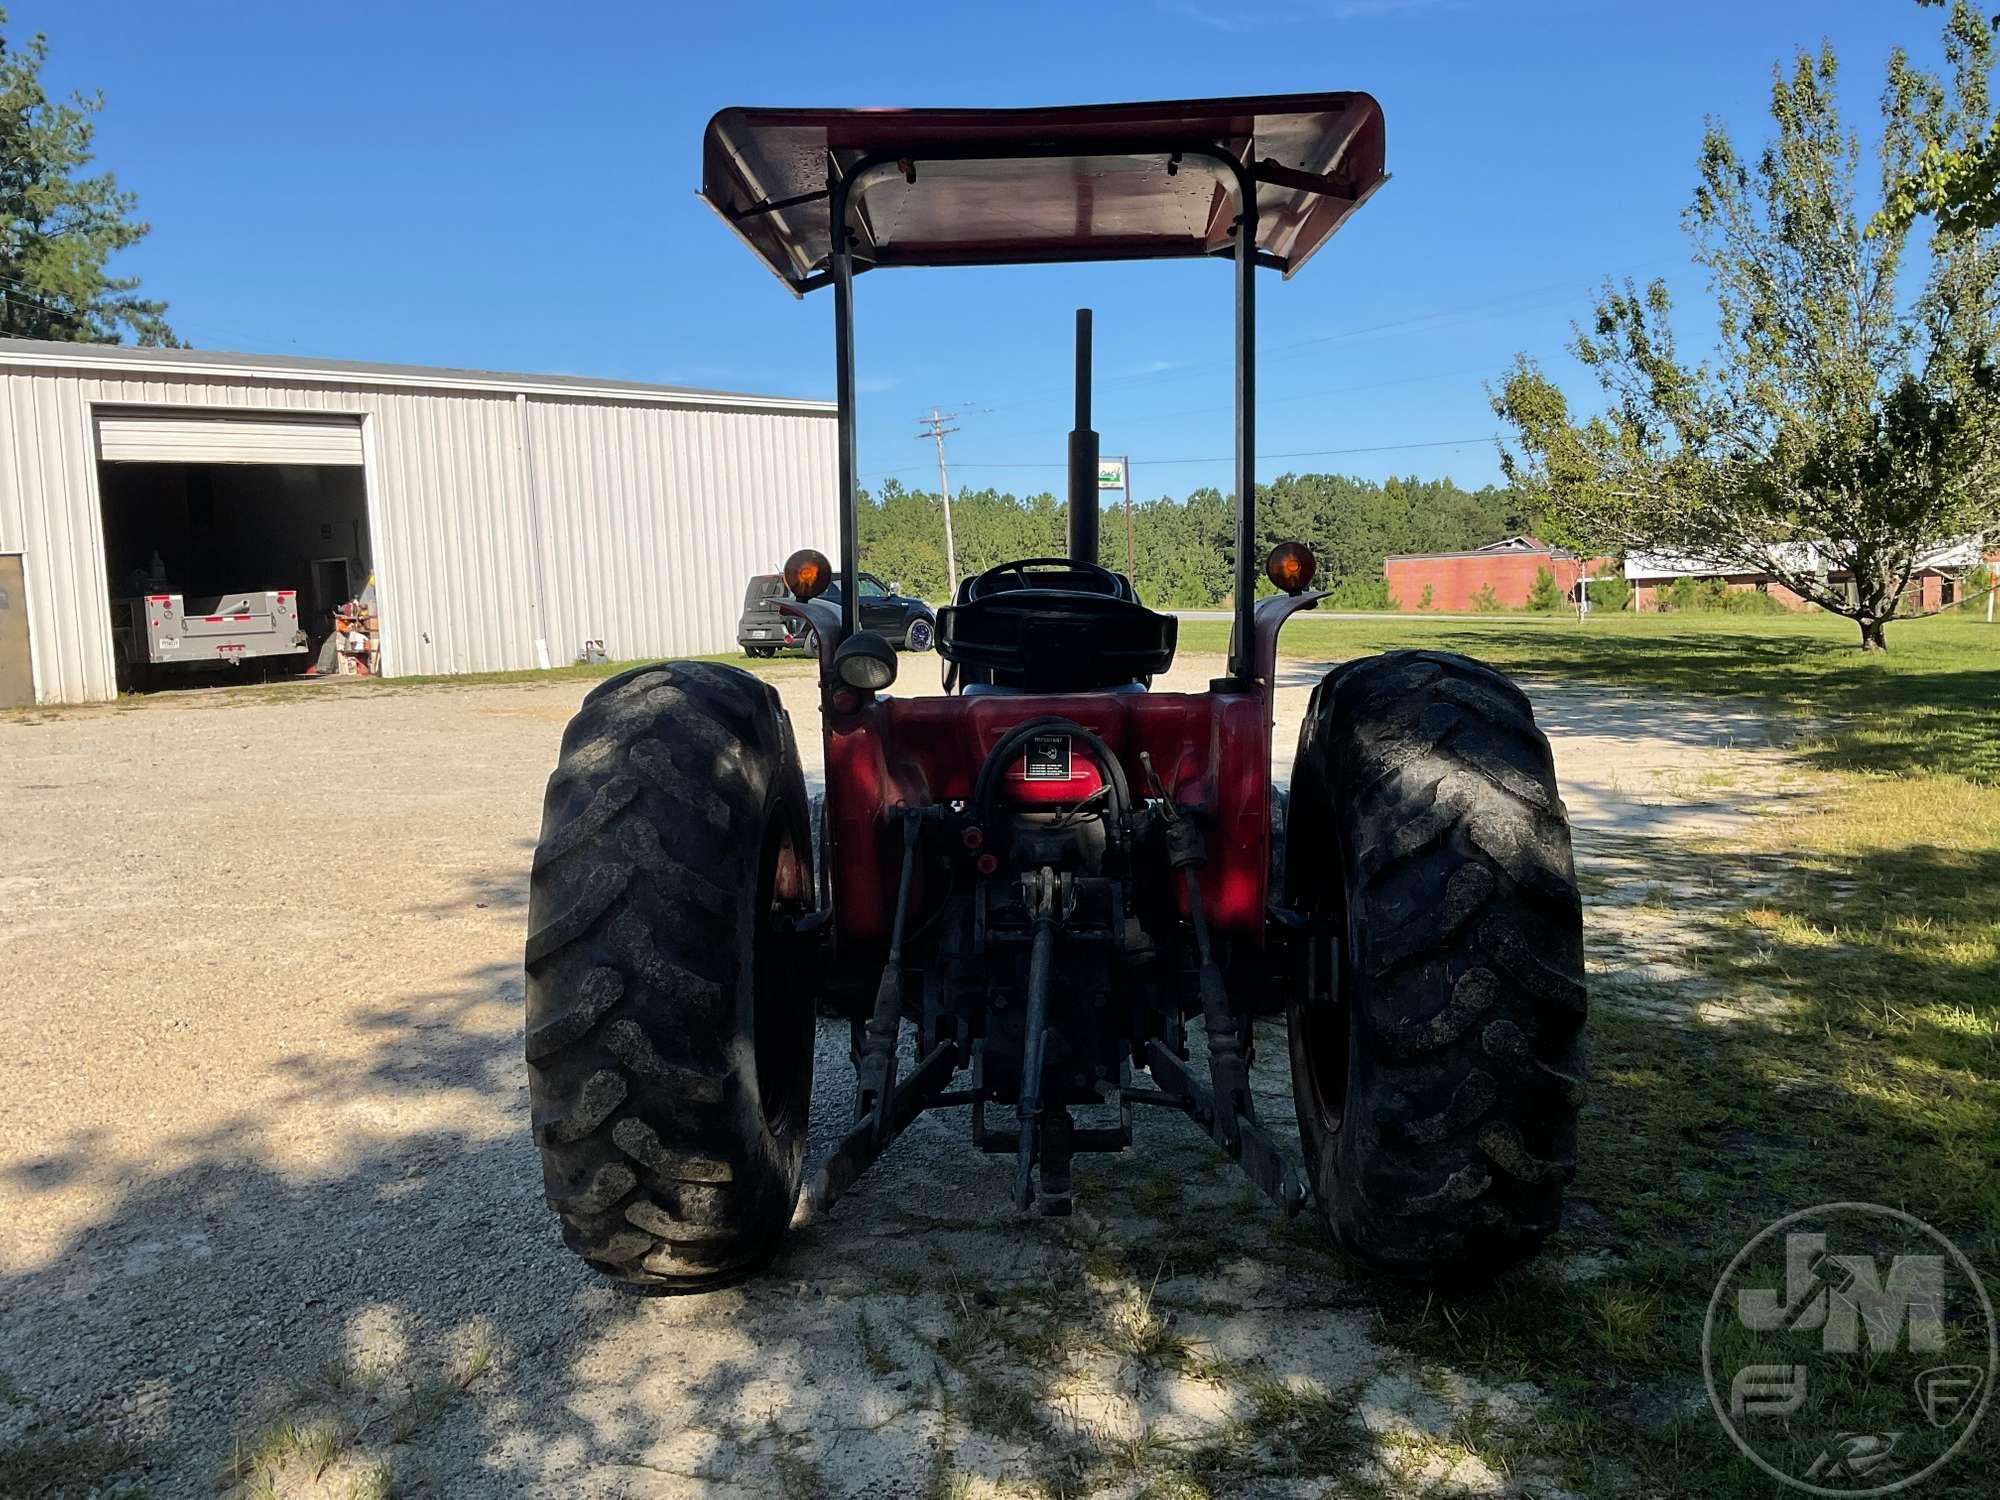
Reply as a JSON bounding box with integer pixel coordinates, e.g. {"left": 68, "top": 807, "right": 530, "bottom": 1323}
{"left": 784, "top": 547, "right": 833, "bottom": 601}
{"left": 1265, "top": 540, "right": 1317, "bottom": 595}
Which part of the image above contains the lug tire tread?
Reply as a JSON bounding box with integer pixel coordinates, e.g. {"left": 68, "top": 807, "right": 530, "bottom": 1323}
{"left": 1286, "top": 649, "right": 1586, "bottom": 1279}
{"left": 525, "top": 661, "right": 814, "bottom": 1289}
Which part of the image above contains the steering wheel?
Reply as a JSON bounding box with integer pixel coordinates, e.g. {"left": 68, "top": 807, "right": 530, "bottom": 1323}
{"left": 966, "top": 557, "right": 1125, "bottom": 601}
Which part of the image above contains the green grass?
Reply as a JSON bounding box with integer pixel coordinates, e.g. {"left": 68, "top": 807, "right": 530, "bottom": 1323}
{"left": 1192, "top": 607, "right": 2000, "bottom": 1498}
{"left": 855, "top": 1309, "right": 901, "bottom": 1377}
{"left": 1, "top": 644, "right": 807, "bottom": 719}
{"left": 0, "top": 1427, "right": 145, "bottom": 1498}
{"left": 1186, "top": 606, "right": 2000, "bottom": 781}
{"left": 220, "top": 1335, "right": 492, "bottom": 1497}
{"left": 378, "top": 646, "right": 802, "bottom": 692}
{"left": 761, "top": 1417, "right": 832, "bottom": 1500}
{"left": 0, "top": 1372, "right": 148, "bottom": 1497}
{"left": 158, "top": 646, "right": 802, "bottom": 706}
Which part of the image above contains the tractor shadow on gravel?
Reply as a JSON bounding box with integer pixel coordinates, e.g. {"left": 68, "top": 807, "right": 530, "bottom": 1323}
{"left": 3, "top": 825, "right": 1994, "bottom": 1497}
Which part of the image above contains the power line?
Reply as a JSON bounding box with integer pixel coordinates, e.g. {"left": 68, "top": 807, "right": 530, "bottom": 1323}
{"left": 971, "top": 435, "right": 1499, "bottom": 468}
{"left": 941, "top": 263, "right": 1669, "bottom": 423}
{"left": 0, "top": 272, "right": 90, "bottom": 332}
{"left": 861, "top": 433, "right": 1498, "bottom": 484}
{"left": 940, "top": 363, "right": 1497, "bottom": 456}
{"left": 0, "top": 270, "right": 270, "bottom": 350}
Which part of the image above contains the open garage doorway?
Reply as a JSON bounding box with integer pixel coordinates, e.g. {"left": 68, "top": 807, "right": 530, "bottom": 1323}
{"left": 94, "top": 410, "right": 375, "bottom": 691}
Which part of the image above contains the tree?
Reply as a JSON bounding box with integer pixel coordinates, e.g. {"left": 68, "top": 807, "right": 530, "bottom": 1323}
{"left": 1585, "top": 564, "right": 1633, "bottom": 613}
{"left": 1495, "top": 35, "right": 2000, "bottom": 650}
{"left": 0, "top": 10, "right": 176, "bottom": 345}
{"left": 1525, "top": 564, "right": 1564, "bottom": 612}
{"left": 860, "top": 532, "right": 948, "bottom": 602}
{"left": 1469, "top": 583, "right": 1503, "bottom": 613}
{"left": 1878, "top": 2, "right": 2000, "bottom": 234}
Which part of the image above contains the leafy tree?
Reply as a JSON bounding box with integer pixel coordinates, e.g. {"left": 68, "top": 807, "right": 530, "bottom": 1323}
{"left": 1878, "top": 2, "right": 2000, "bottom": 233}
{"left": 1418, "top": 582, "right": 1436, "bottom": 611}
{"left": 1659, "top": 577, "right": 1720, "bottom": 613}
{"left": 1495, "top": 35, "right": 2000, "bottom": 650}
{"left": 1525, "top": 564, "right": 1564, "bottom": 612}
{"left": 0, "top": 9, "right": 175, "bottom": 344}
{"left": 1658, "top": 577, "right": 1790, "bottom": 614}
{"left": 1958, "top": 559, "right": 1995, "bottom": 607}
{"left": 860, "top": 532, "right": 948, "bottom": 602}
{"left": 1585, "top": 564, "right": 1632, "bottom": 613}
{"left": 1324, "top": 574, "right": 1395, "bottom": 610}
{"left": 1469, "top": 583, "right": 1504, "bottom": 613}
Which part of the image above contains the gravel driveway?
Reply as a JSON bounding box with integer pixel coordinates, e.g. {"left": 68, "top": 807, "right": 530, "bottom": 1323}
{"left": 0, "top": 652, "right": 1791, "bottom": 1498}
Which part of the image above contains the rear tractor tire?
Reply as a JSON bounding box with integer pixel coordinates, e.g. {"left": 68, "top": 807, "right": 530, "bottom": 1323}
{"left": 524, "top": 660, "right": 816, "bottom": 1288}
{"left": 1285, "top": 650, "right": 1585, "bottom": 1279}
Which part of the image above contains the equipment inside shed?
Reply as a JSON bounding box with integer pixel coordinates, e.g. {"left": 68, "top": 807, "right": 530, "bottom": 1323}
{"left": 97, "top": 461, "right": 376, "bottom": 688}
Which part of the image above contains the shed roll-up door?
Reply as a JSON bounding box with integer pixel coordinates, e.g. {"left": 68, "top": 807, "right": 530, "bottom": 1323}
{"left": 95, "top": 412, "right": 365, "bottom": 465}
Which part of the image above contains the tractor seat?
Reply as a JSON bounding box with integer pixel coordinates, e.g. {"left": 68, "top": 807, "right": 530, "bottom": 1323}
{"left": 938, "top": 557, "right": 1177, "bottom": 693}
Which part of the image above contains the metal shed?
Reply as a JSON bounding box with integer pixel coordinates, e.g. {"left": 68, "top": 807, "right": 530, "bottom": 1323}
{"left": 0, "top": 338, "right": 835, "bottom": 704}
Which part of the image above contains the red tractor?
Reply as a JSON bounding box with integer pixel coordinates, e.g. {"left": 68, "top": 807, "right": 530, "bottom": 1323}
{"left": 525, "top": 93, "right": 1585, "bottom": 1289}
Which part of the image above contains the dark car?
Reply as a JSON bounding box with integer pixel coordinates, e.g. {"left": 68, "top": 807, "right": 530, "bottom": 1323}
{"left": 738, "top": 570, "right": 934, "bottom": 657}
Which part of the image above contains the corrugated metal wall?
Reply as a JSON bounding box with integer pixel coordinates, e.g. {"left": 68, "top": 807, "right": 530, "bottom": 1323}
{"left": 0, "top": 358, "right": 835, "bottom": 702}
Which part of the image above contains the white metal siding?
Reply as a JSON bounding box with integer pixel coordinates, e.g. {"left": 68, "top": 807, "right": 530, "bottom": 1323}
{"left": 529, "top": 401, "right": 836, "bottom": 663}
{"left": 0, "top": 358, "right": 835, "bottom": 702}
{"left": 96, "top": 411, "right": 365, "bottom": 465}
{"left": 1, "top": 368, "right": 107, "bottom": 701}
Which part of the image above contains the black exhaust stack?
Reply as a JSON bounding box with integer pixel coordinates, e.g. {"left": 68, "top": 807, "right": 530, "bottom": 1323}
{"left": 1067, "top": 308, "right": 1100, "bottom": 565}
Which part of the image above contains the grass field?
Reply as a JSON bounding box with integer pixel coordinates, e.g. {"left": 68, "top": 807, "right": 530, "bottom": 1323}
{"left": 1185, "top": 607, "right": 2000, "bottom": 781}
{"left": 1206, "top": 609, "right": 1999, "bottom": 1497}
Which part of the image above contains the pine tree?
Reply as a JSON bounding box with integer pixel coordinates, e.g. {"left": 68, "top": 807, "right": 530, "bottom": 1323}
{"left": 1525, "top": 565, "right": 1564, "bottom": 612}
{"left": 0, "top": 10, "right": 177, "bottom": 345}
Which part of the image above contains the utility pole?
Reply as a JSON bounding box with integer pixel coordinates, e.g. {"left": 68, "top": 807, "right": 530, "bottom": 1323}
{"left": 916, "top": 407, "right": 960, "bottom": 597}
{"left": 1119, "top": 454, "right": 1134, "bottom": 580}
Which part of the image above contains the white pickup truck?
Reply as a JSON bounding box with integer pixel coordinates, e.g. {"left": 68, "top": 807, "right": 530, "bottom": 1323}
{"left": 113, "top": 589, "right": 308, "bottom": 680}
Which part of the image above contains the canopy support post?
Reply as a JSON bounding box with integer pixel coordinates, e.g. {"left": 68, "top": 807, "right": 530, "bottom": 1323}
{"left": 1228, "top": 159, "right": 1258, "bottom": 685}
{"left": 1067, "top": 308, "right": 1100, "bottom": 565}
{"left": 829, "top": 164, "right": 861, "bottom": 644}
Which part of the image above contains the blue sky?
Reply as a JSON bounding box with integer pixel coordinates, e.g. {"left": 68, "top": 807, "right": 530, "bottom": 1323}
{"left": 18, "top": 0, "right": 1940, "bottom": 501}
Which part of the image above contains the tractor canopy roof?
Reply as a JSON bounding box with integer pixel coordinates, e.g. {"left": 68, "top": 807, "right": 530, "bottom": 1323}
{"left": 700, "top": 92, "right": 1387, "bottom": 295}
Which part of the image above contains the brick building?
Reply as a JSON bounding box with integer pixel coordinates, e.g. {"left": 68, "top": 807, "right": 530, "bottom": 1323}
{"left": 1384, "top": 536, "right": 1603, "bottom": 612}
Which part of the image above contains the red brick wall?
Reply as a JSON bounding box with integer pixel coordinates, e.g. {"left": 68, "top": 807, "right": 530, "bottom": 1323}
{"left": 1385, "top": 552, "right": 1585, "bottom": 611}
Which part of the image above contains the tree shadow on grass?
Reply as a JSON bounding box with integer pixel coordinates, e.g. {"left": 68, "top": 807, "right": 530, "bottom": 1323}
{"left": 1363, "top": 828, "right": 2000, "bottom": 1498}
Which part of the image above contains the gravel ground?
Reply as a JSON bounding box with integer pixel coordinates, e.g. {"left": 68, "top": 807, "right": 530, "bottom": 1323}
{"left": 0, "top": 650, "right": 1793, "bottom": 1498}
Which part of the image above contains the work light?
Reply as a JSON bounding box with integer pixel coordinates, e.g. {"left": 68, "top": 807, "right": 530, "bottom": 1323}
{"left": 1265, "top": 541, "right": 1317, "bottom": 595}
{"left": 784, "top": 547, "right": 833, "bottom": 601}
